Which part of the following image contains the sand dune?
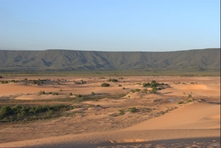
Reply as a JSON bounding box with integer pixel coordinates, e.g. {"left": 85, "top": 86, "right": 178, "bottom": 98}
{"left": 0, "top": 76, "right": 219, "bottom": 147}
{"left": 124, "top": 102, "right": 220, "bottom": 130}
{"left": 0, "top": 102, "right": 219, "bottom": 147}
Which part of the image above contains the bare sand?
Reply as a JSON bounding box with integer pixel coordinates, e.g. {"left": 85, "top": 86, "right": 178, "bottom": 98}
{"left": 0, "top": 76, "right": 220, "bottom": 147}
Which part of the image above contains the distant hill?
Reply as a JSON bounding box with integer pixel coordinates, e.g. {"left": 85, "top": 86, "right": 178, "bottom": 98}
{"left": 0, "top": 48, "right": 220, "bottom": 73}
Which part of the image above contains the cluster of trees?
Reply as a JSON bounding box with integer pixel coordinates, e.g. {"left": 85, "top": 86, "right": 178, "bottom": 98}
{"left": 0, "top": 105, "right": 73, "bottom": 122}
{"left": 142, "top": 80, "right": 166, "bottom": 94}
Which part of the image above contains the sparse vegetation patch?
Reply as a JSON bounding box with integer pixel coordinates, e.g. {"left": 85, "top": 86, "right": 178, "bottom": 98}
{"left": 101, "top": 83, "right": 110, "bottom": 87}
{"left": 0, "top": 105, "right": 74, "bottom": 123}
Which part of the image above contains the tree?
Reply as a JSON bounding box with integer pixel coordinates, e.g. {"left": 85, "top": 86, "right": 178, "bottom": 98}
{"left": 150, "top": 80, "right": 157, "bottom": 88}
{"left": 151, "top": 86, "right": 157, "bottom": 94}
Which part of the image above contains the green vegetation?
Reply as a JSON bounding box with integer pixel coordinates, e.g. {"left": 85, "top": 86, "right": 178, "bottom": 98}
{"left": 131, "top": 88, "right": 141, "bottom": 93}
{"left": 77, "top": 94, "right": 82, "bottom": 97}
{"left": 53, "top": 92, "right": 58, "bottom": 95}
{"left": 178, "top": 101, "right": 184, "bottom": 104}
{"left": 188, "top": 94, "right": 192, "bottom": 99}
{"left": 118, "top": 110, "right": 125, "bottom": 115}
{"left": 143, "top": 80, "right": 169, "bottom": 94}
{"left": 0, "top": 105, "right": 74, "bottom": 122}
{"left": 128, "top": 107, "right": 137, "bottom": 113}
{"left": 151, "top": 86, "right": 157, "bottom": 94}
{"left": 187, "top": 99, "right": 192, "bottom": 102}
{"left": 143, "top": 82, "right": 150, "bottom": 87}
{"left": 39, "top": 90, "right": 46, "bottom": 95}
{"left": 108, "top": 78, "right": 118, "bottom": 82}
{"left": 69, "top": 92, "right": 73, "bottom": 96}
{"left": 101, "top": 83, "right": 110, "bottom": 87}
{"left": 0, "top": 81, "right": 9, "bottom": 84}
{"left": 91, "top": 92, "right": 95, "bottom": 95}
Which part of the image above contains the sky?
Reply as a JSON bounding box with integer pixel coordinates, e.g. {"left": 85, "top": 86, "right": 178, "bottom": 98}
{"left": 0, "top": 0, "right": 220, "bottom": 51}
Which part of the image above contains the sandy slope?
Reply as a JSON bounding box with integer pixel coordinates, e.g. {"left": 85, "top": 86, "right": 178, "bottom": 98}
{"left": 0, "top": 102, "right": 219, "bottom": 147}
{"left": 124, "top": 102, "right": 220, "bottom": 130}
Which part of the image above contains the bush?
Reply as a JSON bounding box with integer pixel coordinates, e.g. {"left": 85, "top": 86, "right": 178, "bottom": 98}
{"left": 188, "top": 94, "right": 192, "bottom": 99}
{"left": 91, "top": 92, "right": 95, "bottom": 95}
{"left": 101, "top": 83, "right": 110, "bottom": 87}
{"left": 69, "top": 92, "right": 73, "bottom": 96}
{"left": 118, "top": 110, "right": 125, "bottom": 115}
{"left": 129, "top": 107, "right": 137, "bottom": 113}
{"left": 53, "top": 92, "right": 58, "bottom": 95}
{"left": 108, "top": 78, "right": 118, "bottom": 82}
{"left": 0, "top": 106, "right": 13, "bottom": 119}
{"left": 151, "top": 86, "right": 157, "bottom": 94}
{"left": 143, "top": 83, "right": 149, "bottom": 87}
{"left": 135, "top": 89, "right": 140, "bottom": 92}
{"left": 77, "top": 94, "right": 82, "bottom": 97}
{"left": 150, "top": 80, "right": 157, "bottom": 88}
{"left": 178, "top": 101, "right": 184, "bottom": 104}
{"left": 39, "top": 91, "right": 46, "bottom": 95}
{"left": 1, "top": 81, "right": 9, "bottom": 84}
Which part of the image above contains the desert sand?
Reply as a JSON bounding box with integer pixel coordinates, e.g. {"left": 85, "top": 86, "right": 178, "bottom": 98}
{"left": 0, "top": 76, "right": 220, "bottom": 147}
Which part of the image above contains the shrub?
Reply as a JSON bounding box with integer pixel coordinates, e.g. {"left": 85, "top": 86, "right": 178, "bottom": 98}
{"left": 91, "top": 92, "right": 95, "bottom": 95}
{"left": 143, "top": 83, "right": 148, "bottom": 87}
{"left": 53, "top": 92, "right": 58, "bottom": 95}
{"left": 69, "top": 92, "right": 73, "bottom": 96}
{"left": 101, "top": 83, "right": 110, "bottom": 87}
{"left": 108, "top": 78, "right": 118, "bottom": 82}
{"left": 150, "top": 80, "right": 157, "bottom": 88}
{"left": 39, "top": 91, "right": 46, "bottom": 95}
{"left": 118, "top": 110, "right": 125, "bottom": 115}
{"left": 135, "top": 89, "right": 140, "bottom": 92}
{"left": 0, "top": 106, "right": 13, "bottom": 119}
{"left": 129, "top": 107, "right": 137, "bottom": 113}
{"left": 1, "top": 81, "right": 9, "bottom": 84}
{"left": 188, "top": 94, "right": 192, "bottom": 99}
{"left": 178, "top": 101, "right": 184, "bottom": 104}
{"left": 187, "top": 99, "right": 192, "bottom": 102}
{"left": 151, "top": 86, "right": 157, "bottom": 94}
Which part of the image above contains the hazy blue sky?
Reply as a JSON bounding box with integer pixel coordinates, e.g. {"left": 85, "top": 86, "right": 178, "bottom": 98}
{"left": 0, "top": 0, "right": 220, "bottom": 51}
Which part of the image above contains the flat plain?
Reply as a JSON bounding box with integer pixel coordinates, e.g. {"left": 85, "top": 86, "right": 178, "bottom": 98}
{"left": 0, "top": 75, "right": 220, "bottom": 147}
